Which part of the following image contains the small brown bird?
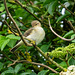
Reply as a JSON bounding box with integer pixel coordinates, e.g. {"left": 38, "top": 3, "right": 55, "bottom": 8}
{"left": 10, "top": 20, "right": 45, "bottom": 52}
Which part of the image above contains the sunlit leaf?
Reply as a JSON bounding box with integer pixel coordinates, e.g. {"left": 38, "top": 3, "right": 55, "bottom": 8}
{"left": 6, "top": 34, "right": 20, "bottom": 40}
{"left": 1, "top": 39, "right": 10, "bottom": 51}
{"left": 0, "top": 7, "right": 5, "bottom": 12}
{"left": 8, "top": 0, "right": 15, "bottom": 3}
{"left": 0, "top": 35, "right": 7, "bottom": 48}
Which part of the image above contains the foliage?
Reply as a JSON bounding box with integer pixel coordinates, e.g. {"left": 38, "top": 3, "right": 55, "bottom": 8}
{"left": 48, "top": 43, "right": 75, "bottom": 58}
{"left": 0, "top": 0, "right": 75, "bottom": 75}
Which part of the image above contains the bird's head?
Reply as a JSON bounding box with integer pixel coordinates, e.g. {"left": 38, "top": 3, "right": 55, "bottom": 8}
{"left": 31, "top": 20, "right": 41, "bottom": 27}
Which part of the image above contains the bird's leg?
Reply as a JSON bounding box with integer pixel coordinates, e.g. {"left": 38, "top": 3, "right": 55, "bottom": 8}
{"left": 30, "top": 40, "right": 36, "bottom": 46}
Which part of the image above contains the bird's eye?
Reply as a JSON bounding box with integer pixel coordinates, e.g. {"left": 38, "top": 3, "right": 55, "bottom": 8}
{"left": 36, "top": 23, "right": 39, "bottom": 25}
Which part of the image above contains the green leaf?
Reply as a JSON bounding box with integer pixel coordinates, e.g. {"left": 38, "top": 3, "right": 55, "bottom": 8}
{"left": 1, "top": 70, "right": 14, "bottom": 75}
{"left": 63, "top": 30, "right": 74, "bottom": 38}
{"left": 40, "top": 0, "right": 46, "bottom": 2}
{"left": 68, "top": 57, "right": 75, "bottom": 65}
{"left": 71, "top": 34, "right": 75, "bottom": 42}
{"left": 43, "top": 0, "right": 53, "bottom": 5}
{"left": 15, "top": 63, "right": 23, "bottom": 73}
{"left": 56, "top": 14, "right": 71, "bottom": 23}
{"left": 0, "top": 7, "right": 5, "bottom": 12}
{"left": 0, "top": 11, "right": 6, "bottom": 16}
{"left": 8, "top": 0, "right": 15, "bottom": 3}
{"left": 1, "top": 39, "right": 10, "bottom": 51}
{"left": 49, "top": 73, "right": 59, "bottom": 75}
{"left": 48, "top": 0, "right": 58, "bottom": 16}
{"left": 40, "top": 44, "right": 50, "bottom": 52}
{"left": 38, "top": 70, "right": 49, "bottom": 75}
{"left": 7, "top": 39, "right": 17, "bottom": 48}
{"left": 59, "top": 62, "right": 67, "bottom": 68}
{"left": 0, "top": 35, "right": 7, "bottom": 48}
{"left": 20, "top": 72, "right": 32, "bottom": 75}
{"left": 29, "top": 72, "right": 36, "bottom": 75}
{"left": 6, "top": 34, "right": 20, "bottom": 40}
{"left": 0, "top": 62, "right": 3, "bottom": 71}
{"left": 0, "top": 30, "right": 7, "bottom": 35}
{"left": 27, "top": 7, "right": 34, "bottom": 13}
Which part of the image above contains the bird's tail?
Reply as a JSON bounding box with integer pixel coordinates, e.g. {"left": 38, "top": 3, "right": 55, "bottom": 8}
{"left": 10, "top": 40, "right": 23, "bottom": 52}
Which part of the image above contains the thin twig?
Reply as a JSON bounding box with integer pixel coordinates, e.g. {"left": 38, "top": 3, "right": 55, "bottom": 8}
{"left": 48, "top": 18, "right": 75, "bottom": 41}
{"left": 58, "top": 1, "right": 75, "bottom": 16}
{"left": 1, "top": 50, "right": 58, "bottom": 73}
{"left": 67, "top": 21, "right": 75, "bottom": 33}
{"left": 8, "top": 60, "right": 18, "bottom": 67}
{"left": 0, "top": 51, "right": 14, "bottom": 62}
{"left": 34, "top": 46, "right": 66, "bottom": 71}
{"left": 19, "top": 60, "right": 58, "bottom": 73}
{"left": 29, "top": 1, "right": 34, "bottom": 5}
{"left": 4, "top": 20, "right": 17, "bottom": 35}
{"left": 7, "top": 59, "right": 58, "bottom": 73}
{"left": 14, "top": 0, "right": 48, "bottom": 26}
{"left": 14, "top": 0, "right": 41, "bottom": 22}
{"left": 4, "top": 0, "right": 32, "bottom": 47}
{"left": 4, "top": 0, "right": 66, "bottom": 71}
{"left": 14, "top": 0, "right": 75, "bottom": 42}
{"left": 67, "top": 51, "right": 75, "bottom": 60}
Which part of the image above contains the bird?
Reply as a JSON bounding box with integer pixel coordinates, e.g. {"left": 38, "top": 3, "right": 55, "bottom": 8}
{"left": 10, "top": 20, "right": 45, "bottom": 52}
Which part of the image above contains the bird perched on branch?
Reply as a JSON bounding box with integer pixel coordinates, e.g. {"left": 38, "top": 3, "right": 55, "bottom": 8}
{"left": 10, "top": 20, "right": 45, "bottom": 52}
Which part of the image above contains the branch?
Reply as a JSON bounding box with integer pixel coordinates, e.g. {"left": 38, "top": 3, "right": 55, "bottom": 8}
{"left": 0, "top": 51, "right": 14, "bottom": 62}
{"left": 67, "top": 21, "right": 75, "bottom": 33}
{"left": 4, "top": 20, "right": 18, "bottom": 35}
{"left": 48, "top": 18, "right": 75, "bottom": 41}
{"left": 4, "top": 0, "right": 67, "bottom": 71}
{"left": 4, "top": 0, "right": 32, "bottom": 47}
{"left": 14, "top": 0, "right": 41, "bottom": 22}
{"left": 67, "top": 51, "right": 75, "bottom": 60}
{"left": 19, "top": 60, "right": 58, "bottom": 73}
{"left": 8, "top": 60, "right": 58, "bottom": 73}
{"left": 58, "top": 1, "right": 75, "bottom": 16}
{"left": 34, "top": 46, "right": 66, "bottom": 71}
{"left": 14, "top": 0, "right": 75, "bottom": 42}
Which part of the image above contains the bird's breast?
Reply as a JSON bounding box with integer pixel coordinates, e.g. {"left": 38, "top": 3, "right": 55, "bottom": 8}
{"left": 26, "top": 26, "right": 45, "bottom": 45}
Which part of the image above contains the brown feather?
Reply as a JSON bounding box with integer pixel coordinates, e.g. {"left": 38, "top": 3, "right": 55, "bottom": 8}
{"left": 24, "top": 27, "right": 33, "bottom": 37}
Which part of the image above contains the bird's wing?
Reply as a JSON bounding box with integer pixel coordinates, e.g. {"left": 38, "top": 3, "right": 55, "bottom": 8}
{"left": 24, "top": 27, "right": 34, "bottom": 37}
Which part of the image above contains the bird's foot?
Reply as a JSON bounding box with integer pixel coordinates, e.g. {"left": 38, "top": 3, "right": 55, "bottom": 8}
{"left": 30, "top": 40, "right": 36, "bottom": 46}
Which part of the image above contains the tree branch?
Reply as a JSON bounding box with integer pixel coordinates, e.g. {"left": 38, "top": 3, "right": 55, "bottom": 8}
{"left": 67, "top": 51, "right": 75, "bottom": 60}
{"left": 14, "top": 0, "right": 75, "bottom": 42}
{"left": 4, "top": 0, "right": 69, "bottom": 71}
{"left": 14, "top": 0, "right": 41, "bottom": 22}
{"left": 34, "top": 46, "right": 66, "bottom": 71}
{"left": 4, "top": 0, "right": 32, "bottom": 47}
{"left": 48, "top": 18, "right": 75, "bottom": 41}
{"left": 58, "top": 1, "right": 75, "bottom": 16}
{"left": 8, "top": 59, "right": 58, "bottom": 73}
{"left": 4, "top": 20, "right": 18, "bottom": 35}
{"left": 67, "top": 21, "right": 75, "bottom": 33}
